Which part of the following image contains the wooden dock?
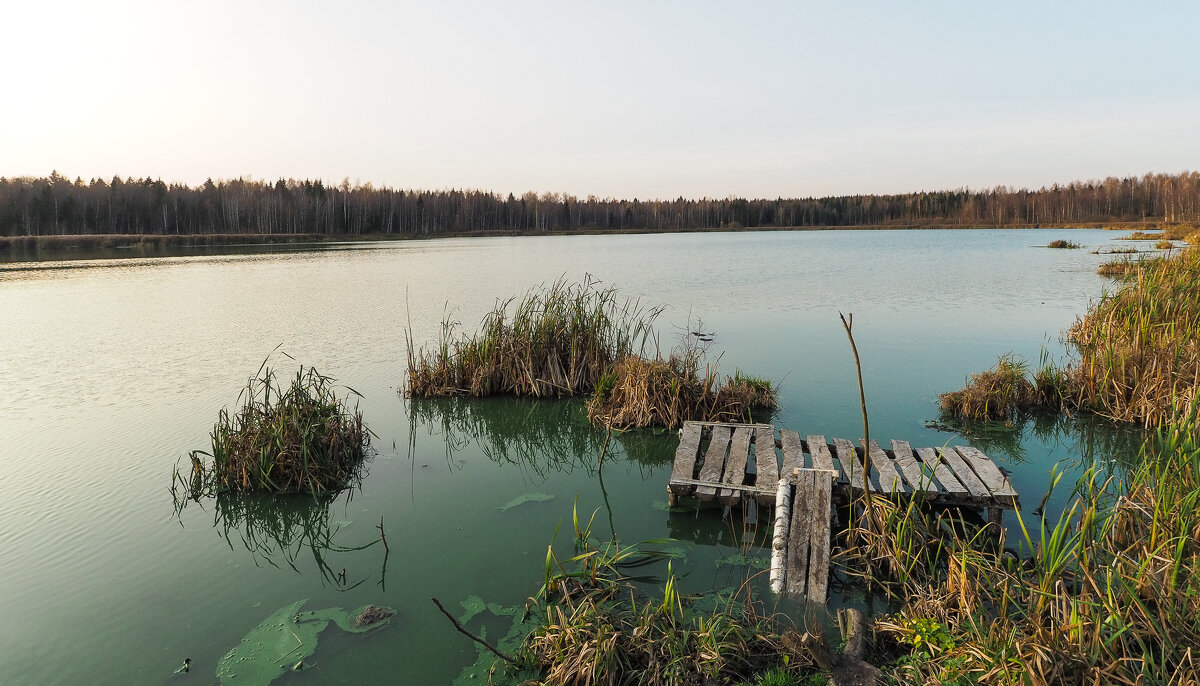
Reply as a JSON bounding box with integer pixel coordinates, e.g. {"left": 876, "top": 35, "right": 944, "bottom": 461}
{"left": 667, "top": 421, "right": 1020, "bottom": 602}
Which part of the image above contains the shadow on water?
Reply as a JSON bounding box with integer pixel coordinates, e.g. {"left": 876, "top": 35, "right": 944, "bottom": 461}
{"left": 174, "top": 489, "right": 385, "bottom": 591}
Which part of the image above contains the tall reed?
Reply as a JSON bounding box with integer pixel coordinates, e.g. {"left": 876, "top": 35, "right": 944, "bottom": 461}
{"left": 1067, "top": 248, "right": 1200, "bottom": 425}
{"left": 406, "top": 276, "right": 661, "bottom": 398}
{"left": 186, "top": 363, "right": 371, "bottom": 494}
{"left": 863, "top": 400, "right": 1200, "bottom": 684}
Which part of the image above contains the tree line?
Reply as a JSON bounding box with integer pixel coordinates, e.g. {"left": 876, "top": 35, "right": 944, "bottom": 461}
{"left": 1, "top": 170, "right": 1197, "bottom": 238}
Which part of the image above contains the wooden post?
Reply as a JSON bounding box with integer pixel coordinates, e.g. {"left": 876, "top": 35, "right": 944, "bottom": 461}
{"left": 769, "top": 477, "right": 792, "bottom": 594}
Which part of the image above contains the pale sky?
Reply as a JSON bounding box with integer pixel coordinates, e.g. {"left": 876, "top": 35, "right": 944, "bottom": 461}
{"left": 2, "top": 1, "right": 1197, "bottom": 199}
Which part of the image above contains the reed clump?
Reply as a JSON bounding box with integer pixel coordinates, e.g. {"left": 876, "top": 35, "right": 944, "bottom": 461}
{"left": 406, "top": 277, "right": 660, "bottom": 398}
{"left": 586, "top": 355, "right": 777, "bottom": 430}
{"left": 857, "top": 401, "right": 1200, "bottom": 684}
{"left": 1155, "top": 239, "right": 1175, "bottom": 250}
{"left": 1046, "top": 239, "right": 1081, "bottom": 249}
{"left": 1097, "top": 258, "right": 1139, "bottom": 277}
{"left": 938, "top": 354, "right": 1045, "bottom": 421}
{"left": 187, "top": 364, "right": 371, "bottom": 494}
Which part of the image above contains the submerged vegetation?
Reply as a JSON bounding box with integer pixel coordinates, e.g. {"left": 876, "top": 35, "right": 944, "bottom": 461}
{"left": 184, "top": 362, "right": 371, "bottom": 495}
{"left": 407, "top": 278, "right": 776, "bottom": 428}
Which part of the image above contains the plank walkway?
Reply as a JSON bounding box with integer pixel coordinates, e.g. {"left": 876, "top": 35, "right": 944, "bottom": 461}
{"left": 668, "top": 421, "right": 1020, "bottom": 603}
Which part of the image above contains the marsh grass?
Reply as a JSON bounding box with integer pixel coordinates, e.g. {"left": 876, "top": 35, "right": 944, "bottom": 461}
{"left": 586, "top": 355, "right": 777, "bottom": 430}
{"left": 1097, "top": 258, "right": 1140, "bottom": 277}
{"left": 938, "top": 354, "right": 1045, "bottom": 421}
{"left": 1067, "top": 248, "right": 1200, "bottom": 425}
{"left": 1046, "top": 239, "right": 1081, "bottom": 249}
{"left": 183, "top": 362, "right": 371, "bottom": 494}
{"left": 1156, "top": 239, "right": 1176, "bottom": 250}
{"left": 863, "top": 402, "right": 1200, "bottom": 684}
{"left": 406, "top": 277, "right": 661, "bottom": 398}
{"left": 505, "top": 505, "right": 818, "bottom": 686}
{"left": 407, "top": 278, "right": 776, "bottom": 429}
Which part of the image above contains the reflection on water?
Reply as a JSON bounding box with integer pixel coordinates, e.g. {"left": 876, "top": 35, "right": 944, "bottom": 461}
{"left": 407, "top": 396, "right": 677, "bottom": 476}
{"left": 176, "top": 489, "right": 383, "bottom": 590}
{"left": 933, "top": 411, "right": 1149, "bottom": 472}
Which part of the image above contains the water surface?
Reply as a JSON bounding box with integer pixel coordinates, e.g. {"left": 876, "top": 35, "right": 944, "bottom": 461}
{"left": 0, "top": 229, "right": 1149, "bottom": 684}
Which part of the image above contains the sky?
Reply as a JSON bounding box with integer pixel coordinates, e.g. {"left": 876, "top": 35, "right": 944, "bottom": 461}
{"left": 2, "top": 0, "right": 1198, "bottom": 199}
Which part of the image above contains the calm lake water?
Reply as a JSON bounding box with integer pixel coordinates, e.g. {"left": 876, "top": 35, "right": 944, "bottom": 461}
{"left": 0, "top": 229, "right": 1152, "bottom": 684}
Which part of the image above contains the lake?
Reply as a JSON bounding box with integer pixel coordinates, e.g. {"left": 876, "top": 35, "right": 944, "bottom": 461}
{"left": 0, "top": 229, "right": 1150, "bottom": 684}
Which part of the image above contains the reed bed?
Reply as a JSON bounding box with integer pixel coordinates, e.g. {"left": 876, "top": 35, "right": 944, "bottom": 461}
{"left": 186, "top": 363, "right": 371, "bottom": 494}
{"left": 586, "top": 355, "right": 777, "bottom": 430}
{"left": 938, "top": 354, "right": 1046, "bottom": 421}
{"left": 1046, "top": 239, "right": 1081, "bottom": 249}
{"left": 406, "top": 277, "right": 661, "bottom": 399}
{"left": 1097, "top": 258, "right": 1140, "bottom": 277}
{"left": 1066, "top": 248, "right": 1200, "bottom": 425}
{"left": 850, "top": 401, "right": 1200, "bottom": 685}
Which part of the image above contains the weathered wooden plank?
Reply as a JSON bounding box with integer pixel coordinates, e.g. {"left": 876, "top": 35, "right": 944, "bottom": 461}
{"left": 863, "top": 440, "right": 905, "bottom": 494}
{"left": 936, "top": 446, "right": 990, "bottom": 501}
{"left": 954, "top": 446, "right": 1020, "bottom": 507}
{"left": 832, "top": 438, "right": 866, "bottom": 493}
{"left": 915, "top": 447, "right": 970, "bottom": 499}
{"left": 890, "top": 440, "right": 938, "bottom": 497}
{"left": 807, "top": 435, "right": 836, "bottom": 473}
{"left": 769, "top": 477, "right": 791, "bottom": 594}
{"left": 785, "top": 470, "right": 815, "bottom": 596}
{"left": 754, "top": 426, "right": 779, "bottom": 505}
{"left": 666, "top": 477, "right": 775, "bottom": 496}
{"left": 805, "top": 471, "right": 833, "bottom": 602}
{"left": 668, "top": 422, "right": 703, "bottom": 495}
{"left": 695, "top": 425, "right": 732, "bottom": 501}
{"left": 780, "top": 430, "right": 805, "bottom": 481}
{"left": 719, "top": 427, "right": 754, "bottom": 505}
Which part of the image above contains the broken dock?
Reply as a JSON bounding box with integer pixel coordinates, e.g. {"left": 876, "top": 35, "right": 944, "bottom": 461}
{"left": 667, "top": 421, "right": 1020, "bottom": 603}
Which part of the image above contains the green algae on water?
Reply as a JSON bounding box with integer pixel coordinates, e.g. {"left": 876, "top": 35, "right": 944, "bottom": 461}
{"left": 498, "top": 492, "right": 553, "bottom": 511}
{"left": 216, "top": 599, "right": 394, "bottom": 686}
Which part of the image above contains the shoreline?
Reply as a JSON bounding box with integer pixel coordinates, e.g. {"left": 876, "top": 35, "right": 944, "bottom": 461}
{"left": 0, "top": 222, "right": 1158, "bottom": 262}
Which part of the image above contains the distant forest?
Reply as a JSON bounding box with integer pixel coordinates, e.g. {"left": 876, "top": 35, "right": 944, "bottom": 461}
{"left": 1, "top": 171, "right": 1198, "bottom": 237}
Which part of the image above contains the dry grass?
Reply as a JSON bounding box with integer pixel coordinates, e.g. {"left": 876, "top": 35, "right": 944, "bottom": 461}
{"left": 586, "top": 355, "right": 776, "bottom": 430}
{"left": 406, "top": 277, "right": 660, "bottom": 399}
{"left": 857, "top": 401, "right": 1200, "bottom": 685}
{"left": 938, "top": 354, "right": 1044, "bottom": 421}
{"left": 1046, "top": 239, "right": 1081, "bottom": 249}
{"left": 1097, "top": 259, "right": 1140, "bottom": 277}
{"left": 1067, "top": 248, "right": 1200, "bottom": 425}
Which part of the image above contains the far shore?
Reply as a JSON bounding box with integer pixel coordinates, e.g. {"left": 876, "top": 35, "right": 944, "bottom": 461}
{"left": 0, "top": 222, "right": 1160, "bottom": 263}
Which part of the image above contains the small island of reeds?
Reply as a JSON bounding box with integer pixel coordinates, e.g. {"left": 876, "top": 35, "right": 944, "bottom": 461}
{"left": 405, "top": 278, "right": 776, "bottom": 428}
{"left": 1046, "top": 239, "right": 1081, "bottom": 249}
{"left": 183, "top": 362, "right": 371, "bottom": 495}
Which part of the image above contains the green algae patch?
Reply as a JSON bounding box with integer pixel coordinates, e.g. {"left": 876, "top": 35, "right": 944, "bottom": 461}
{"left": 498, "top": 492, "right": 553, "bottom": 511}
{"left": 458, "top": 595, "right": 487, "bottom": 624}
{"left": 217, "top": 599, "right": 394, "bottom": 685}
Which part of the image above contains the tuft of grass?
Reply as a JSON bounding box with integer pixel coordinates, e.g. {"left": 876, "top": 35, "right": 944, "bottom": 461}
{"left": 938, "top": 354, "right": 1042, "bottom": 421}
{"left": 1123, "top": 230, "right": 1164, "bottom": 241}
{"left": 183, "top": 362, "right": 371, "bottom": 494}
{"left": 585, "top": 355, "right": 777, "bottom": 430}
{"left": 406, "top": 276, "right": 660, "bottom": 399}
{"left": 1046, "top": 239, "right": 1081, "bottom": 249}
{"left": 1155, "top": 239, "right": 1175, "bottom": 250}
